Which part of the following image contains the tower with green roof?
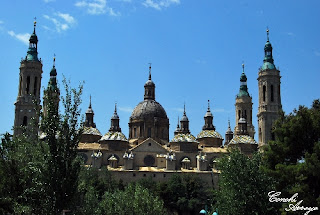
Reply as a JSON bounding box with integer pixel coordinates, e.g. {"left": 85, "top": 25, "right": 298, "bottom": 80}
{"left": 14, "top": 20, "right": 43, "bottom": 136}
{"left": 257, "top": 29, "right": 282, "bottom": 146}
{"left": 234, "top": 64, "right": 255, "bottom": 138}
{"left": 43, "top": 56, "right": 60, "bottom": 119}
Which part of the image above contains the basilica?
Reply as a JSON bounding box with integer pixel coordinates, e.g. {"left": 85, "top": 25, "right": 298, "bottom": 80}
{"left": 13, "top": 22, "right": 282, "bottom": 187}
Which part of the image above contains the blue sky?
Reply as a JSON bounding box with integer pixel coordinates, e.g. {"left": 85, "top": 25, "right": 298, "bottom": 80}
{"left": 1, "top": 0, "right": 319, "bottom": 141}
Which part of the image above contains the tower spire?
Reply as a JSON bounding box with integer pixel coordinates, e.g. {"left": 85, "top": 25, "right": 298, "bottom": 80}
{"left": 203, "top": 99, "right": 215, "bottom": 130}
{"left": 149, "top": 63, "right": 152, "bottom": 80}
{"left": 266, "top": 27, "right": 269, "bottom": 42}
{"left": 89, "top": 95, "right": 92, "bottom": 109}
{"left": 33, "top": 17, "right": 37, "bottom": 33}
{"left": 110, "top": 102, "right": 121, "bottom": 132}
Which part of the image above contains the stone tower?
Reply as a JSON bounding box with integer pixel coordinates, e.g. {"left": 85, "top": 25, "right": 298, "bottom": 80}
{"left": 257, "top": 29, "right": 282, "bottom": 145}
{"left": 43, "top": 56, "right": 60, "bottom": 118}
{"left": 234, "top": 64, "right": 255, "bottom": 138}
{"left": 14, "top": 20, "right": 42, "bottom": 136}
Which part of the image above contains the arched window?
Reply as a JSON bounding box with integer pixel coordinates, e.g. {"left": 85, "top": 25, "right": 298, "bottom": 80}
{"left": 134, "top": 128, "right": 137, "bottom": 138}
{"left": 271, "top": 85, "right": 274, "bottom": 102}
{"left": 26, "top": 76, "right": 30, "bottom": 94}
{"left": 33, "top": 77, "right": 38, "bottom": 96}
{"left": 22, "top": 116, "right": 27, "bottom": 126}
{"left": 263, "top": 85, "right": 266, "bottom": 102}
{"left": 238, "top": 110, "right": 241, "bottom": 119}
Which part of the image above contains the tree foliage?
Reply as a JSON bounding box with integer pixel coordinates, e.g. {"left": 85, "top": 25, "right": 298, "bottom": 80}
{"left": 158, "top": 174, "right": 211, "bottom": 215}
{"left": 263, "top": 99, "right": 320, "bottom": 211}
{"left": 214, "top": 149, "right": 279, "bottom": 215}
{"left": 41, "top": 78, "right": 84, "bottom": 214}
{"left": 0, "top": 78, "right": 83, "bottom": 214}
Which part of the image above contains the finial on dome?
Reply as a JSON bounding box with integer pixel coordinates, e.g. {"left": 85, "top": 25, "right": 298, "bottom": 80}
{"left": 148, "top": 63, "right": 152, "bottom": 80}
{"left": 89, "top": 95, "right": 92, "bottom": 109}
{"left": 242, "top": 63, "right": 245, "bottom": 73}
{"left": 266, "top": 27, "right": 270, "bottom": 42}
{"left": 207, "top": 100, "right": 210, "bottom": 111}
{"left": 177, "top": 116, "right": 180, "bottom": 128}
{"left": 33, "top": 17, "right": 37, "bottom": 33}
{"left": 114, "top": 102, "right": 117, "bottom": 113}
{"left": 53, "top": 54, "right": 56, "bottom": 67}
{"left": 183, "top": 102, "right": 186, "bottom": 115}
{"left": 228, "top": 119, "right": 231, "bottom": 128}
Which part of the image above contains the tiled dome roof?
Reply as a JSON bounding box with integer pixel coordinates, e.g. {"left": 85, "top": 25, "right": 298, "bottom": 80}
{"left": 83, "top": 127, "right": 102, "bottom": 136}
{"left": 229, "top": 135, "right": 257, "bottom": 145}
{"left": 100, "top": 131, "right": 127, "bottom": 141}
{"left": 171, "top": 133, "right": 198, "bottom": 143}
{"left": 197, "top": 130, "right": 223, "bottom": 139}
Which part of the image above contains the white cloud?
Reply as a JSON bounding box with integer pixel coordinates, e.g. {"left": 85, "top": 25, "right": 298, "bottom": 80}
{"left": 171, "top": 107, "right": 184, "bottom": 112}
{"left": 75, "top": 0, "right": 120, "bottom": 16}
{"left": 8, "top": 31, "right": 30, "bottom": 46}
{"left": 314, "top": 51, "right": 320, "bottom": 57}
{"left": 43, "top": 12, "right": 76, "bottom": 33}
{"left": 57, "top": 12, "right": 76, "bottom": 24}
{"left": 118, "top": 106, "right": 133, "bottom": 113}
{"left": 142, "top": 0, "right": 180, "bottom": 10}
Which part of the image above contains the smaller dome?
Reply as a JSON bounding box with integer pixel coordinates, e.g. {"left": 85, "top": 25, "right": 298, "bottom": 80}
{"left": 86, "top": 107, "right": 93, "bottom": 114}
{"left": 171, "top": 133, "right": 197, "bottom": 143}
{"left": 197, "top": 130, "right": 223, "bottom": 139}
{"left": 229, "top": 135, "right": 257, "bottom": 144}
{"left": 111, "top": 112, "right": 119, "bottom": 120}
{"left": 144, "top": 79, "right": 155, "bottom": 87}
{"left": 180, "top": 114, "right": 189, "bottom": 122}
{"left": 101, "top": 131, "right": 127, "bottom": 141}
{"left": 261, "top": 62, "right": 276, "bottom": 70}
{"left": 240, "top": 72, "right": 247, "bottom": 82}
{"left": 83, "top": 127, "right": 102, "bottom": 136}
{"left": 226, "top": 127, "right": 233, "bottom": 134}
{"left": 50, "top": 66, "right": 57, "bottom": 76}
{"left": 29, "top": 33, "right": 38, "bottom": 44}
{"left": 264, "top": 41, "right": 272, "bottom": 50}
{"left": 205, "top": 110, "right": 213, "bottom": 117}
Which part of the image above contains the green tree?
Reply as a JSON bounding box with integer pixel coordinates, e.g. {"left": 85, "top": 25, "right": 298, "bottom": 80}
{"left": 214, "top": 149, "right": 278, "bottom": 215}
{"left": 99, "top": 183, "right": 166, "bottom": 215}
{"left": 0, "top": 132, "right": 48, "bottom": 214}
{"left": 0, "top": 78, "right": 84, "bottom": 214}
{"left": 40, "top": 78, "right": 84, "bottom": 214}
{"left": 263, "top": 99, "right": 320, "bottom": 212}
{"left": 159, "top": 174, "right": 210, "bottom": 215}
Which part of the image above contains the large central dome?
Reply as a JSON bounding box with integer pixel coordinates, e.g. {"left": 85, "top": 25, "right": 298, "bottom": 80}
{"left": 128, "top": 66, "right": 169, "bottom": 144}
{"left": 130, "top": 100, "right": 167, "bottom": 120}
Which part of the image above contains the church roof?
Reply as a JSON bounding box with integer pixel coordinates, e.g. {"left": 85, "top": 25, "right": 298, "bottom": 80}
{"left": 229, "top": 135, "right": 257, "bottom": 145}
{"left": 130, "top": 100, "right": 167, "bottom": 120}
{"left": 83, "top": 126, "right": 102, "bottom": 136}
{"left": 197, "top": 130, "right": 223, "bottom": 139}
{"left": 100, "top": 131, "right": 127, "bottom": 141}
{"left": 171, "top": 133, "right": 198, "bottom": 143}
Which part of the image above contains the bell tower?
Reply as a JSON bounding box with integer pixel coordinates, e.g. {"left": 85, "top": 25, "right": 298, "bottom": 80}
{"left": 234, "top": 64, "right": 255, "bottom": 138}
{"left": 14, "top": 20, "right": 42, "bottom": 136}
{"left": 257, "top": 29, "right": 282, "bottom": 146}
